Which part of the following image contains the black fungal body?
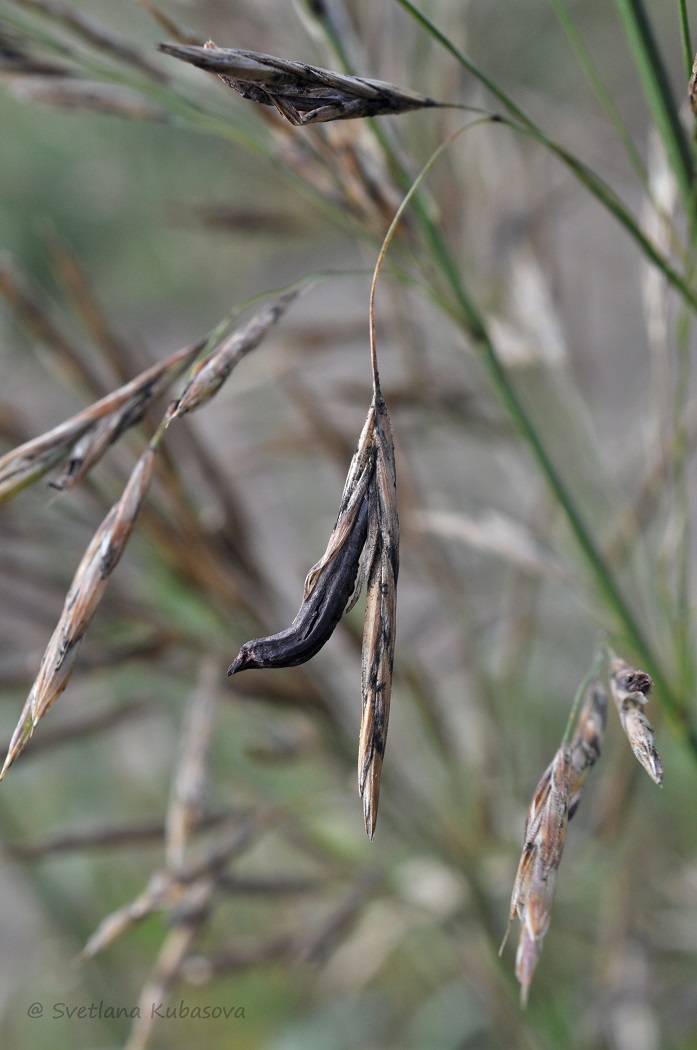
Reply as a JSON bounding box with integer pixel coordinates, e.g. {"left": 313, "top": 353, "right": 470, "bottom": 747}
{"left": 228, "top": 495, "right": 369, "bottom": 674}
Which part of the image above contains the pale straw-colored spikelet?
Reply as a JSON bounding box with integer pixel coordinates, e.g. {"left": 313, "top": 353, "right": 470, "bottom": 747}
{"left": 0, "top": 342, "right": 199, "bottom": 500}
{"left": 568, "top": 680, "right": 608, "bottom": 816}
{"left": 168, "top": 290, "right": 298, "bottom": 421}
{"left": 0, "top": 444, "right": 157, "bottom": 778}
{"left": 502, "top": 678, "right": 608, "bottom": 1004}
{"left": 503, "top": 746, "right": 572, "bottom": 1006}
{"left": 608, "top": 657, "right": 663, "bottom": 785}
{"left": 689, "top": 52, "right": 697, "bottom": 115}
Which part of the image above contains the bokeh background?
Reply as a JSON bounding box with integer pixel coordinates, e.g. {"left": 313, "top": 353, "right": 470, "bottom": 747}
{"left": 1, "top": 1, "right": 696, "bottom": 1048}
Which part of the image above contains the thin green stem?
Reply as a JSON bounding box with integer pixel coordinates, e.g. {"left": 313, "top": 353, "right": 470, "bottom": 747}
{"left": 678, "top": 0, "right": 693, "bottom": 80}
{"left": 613, "top": 0, "right": 695, "bottom": 228}
{"left": 549, "top": 0, "right": 648, "bottom": 186}
{"left": 397, "top": 0, "right": 697, "bottom": 313}
{"left": 403, "top": 185, "right": 695, "bottom": 749}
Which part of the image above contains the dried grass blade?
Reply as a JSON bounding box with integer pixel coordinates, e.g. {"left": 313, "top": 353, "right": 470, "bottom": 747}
{"left": 609, "top": 657, "right": 663, "bottom": 784}
{"left": 410, "top": 508, "right": 566, "bottom": 580}
{"left": 15, "top": 0, "right": 167, "bottom": 82}
{"left": 0, "top": 444, "right": 157, "bottom": 778}
{"left": 122, "top": 878, "right": 215, "bottom": 1050}
{"left": 0, "top": 252, "right": 105, "bottom": 391}
{"left": 134, "top": 0, "right": 200, "bottom": 46}
{"left": 76, "top": 870, "right": 178, "bottom": 963}
{"left": 158, "top": 42, "right": 440, "bottom": 125}
{"left": 9, "top": 77, "right": 168, "bottom": 120}
{"left": 165, "top": 659, "right": 218, "bottom": 869}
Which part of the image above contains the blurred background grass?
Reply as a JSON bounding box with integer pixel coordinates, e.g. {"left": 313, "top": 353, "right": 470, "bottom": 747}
{"left": 1, "top": 1, "right": 697, "bottom": 1048}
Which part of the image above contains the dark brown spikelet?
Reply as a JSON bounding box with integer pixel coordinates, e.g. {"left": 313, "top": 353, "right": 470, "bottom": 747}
{"left": 158, "top": 41, "right": 440, "bottom": 125}
{"left": 358, "top": 395, "right": 398, "bottom": 839}
{"left": 228, "top": 393, "right": 398, "bottom": 837}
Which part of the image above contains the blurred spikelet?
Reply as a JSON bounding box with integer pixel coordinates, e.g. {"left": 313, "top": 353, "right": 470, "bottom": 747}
{"left": 16, "top": 0, "right": 167, "bottom": 82}
{"left": 689, "top": 52, "right": 697, "bottom": 116}
{"left": 8, "top": 77, "right": 168, "bottom": 119}
{"left": 158, "top": 41, "right": 440, "bottom": 125}
{"left": 609, "top": 657, "right": 663, "bottom": 785}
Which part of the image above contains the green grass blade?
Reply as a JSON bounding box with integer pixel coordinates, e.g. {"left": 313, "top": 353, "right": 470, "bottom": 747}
{"left": 549, "top": 0, "right": 648, "bottom": 185}
{"left": 677, "top": 0, "right": 693, "bottom": 79}
{"left": 613, "top": 0, "right": 694, "bottom": 218}
{"left": 397, "top": 0, "right": 697, "bottom": 311}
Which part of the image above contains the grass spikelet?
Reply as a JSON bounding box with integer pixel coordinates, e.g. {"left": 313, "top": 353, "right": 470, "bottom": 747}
{"left": 358, "top": 393, "right": 398, "bottom": 839}
{"left": 568, "top": 680, "right": 608, "bottom": 817}
{"left": 502, "top": 746, "right": 573, "bottom": 1007}
{"left": 0, "top": 342, "right": 200, "bottom": 499}
{"left": 501, "top": 658, "right": 609, "bottom": 1006}
{"left": 158, "top": 41, "right": 441, "bottom": 125}
{"left": 0, "top": 443, "right": 158, "bottom": 778}
{"left": 167, "top": 290, "right": 299, "bottom": 421}
{"left": 226, "top": 377, "right": 397, "bottom": 839}
{"left": 609, "top": 657, "right": 664, "bottom": 785}
{"left": 688, "top": 51, "right": 697, "bottom": 115}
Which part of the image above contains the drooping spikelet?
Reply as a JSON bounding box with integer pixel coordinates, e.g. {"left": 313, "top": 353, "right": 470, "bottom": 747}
{"left": 608, "top": 657, "right": 663, "bottom": 785}
{"left": 228, "top": 392, "right": 398, "bottom": 838}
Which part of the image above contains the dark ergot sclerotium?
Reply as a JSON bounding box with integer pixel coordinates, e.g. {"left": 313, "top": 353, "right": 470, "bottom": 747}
{"left": 228, "top": 493, "right": 370, "bottom": 672}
